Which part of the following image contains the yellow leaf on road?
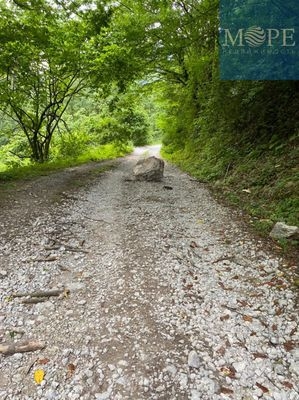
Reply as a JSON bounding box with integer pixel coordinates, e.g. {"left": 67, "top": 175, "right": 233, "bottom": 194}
{"left": 34, "top": 369, "right": 45, "bottom": 384}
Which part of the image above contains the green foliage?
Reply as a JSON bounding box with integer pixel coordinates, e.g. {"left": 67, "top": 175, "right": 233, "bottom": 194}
{"left": 146, "top": 0, "right": 299, "bottom": 239}
{"left": 163, "top": 133, "right": 299, "bottom": 231}
{"left": 55, "top": 131, "right": 93, "bottom": 158}
{"left": 0, "top": 143, "right": 132, "bottom": 181}
{"left": 0, "top": 1, "right": 91, "bottom": 161}
{"left": 115, "top": 108, "right": 149, "bottom": 146}
{"left": 61, "top": 87, "right": 152, "bottom": 148}
{"left": 0, "top": 0, "right": 297, "bottom": 242}
{"left": 0, "top": 0, "right": 140, "bottom": 162}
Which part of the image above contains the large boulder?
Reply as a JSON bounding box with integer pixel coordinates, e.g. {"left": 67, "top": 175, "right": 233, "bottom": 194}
{"left": 133, "top": 156, "right": 164, "bottom": 181}
{"left": 270, "top": 222, "right": 299, "bottom": 240}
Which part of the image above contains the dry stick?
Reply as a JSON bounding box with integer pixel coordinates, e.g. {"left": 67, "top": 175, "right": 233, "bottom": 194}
{"left": 58, "top": 264, "right": 71, "bottom": 272}
{"left": 82, "top": 214, "right": 110, "bottom": 223}
{"left": 46, "top": 241, "right": 89, "bottom": 253}
{"left": 12, "top": 289, "right": 64, "bottom": 299}
{"left": 63, "top": 247, "right": 89, "bottom": 254}
{"left": 212, "top": 255, "right": 235, "bottom": 264}
{"left": 25, "top": 357, "right": 38, "bottom": 375}
{"left": 0, "top": 340, "right": 45, "bottom": 355}
{"left": 21, "top": 298, "right": 47, "bottom": 304}
{"left": 44, "top": 245, "right": 61, "bottom": 251}
{"left": 36, "top": 256, "right": 57, "bottom": 262}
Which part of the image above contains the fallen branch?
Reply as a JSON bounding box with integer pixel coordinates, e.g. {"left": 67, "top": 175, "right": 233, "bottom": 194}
{"left": 36, "top": 256, "right": 58, "bottom": 262}
{"left": 63, "top": 246, "right": 89, "bottom": 254}
{"left": 44, "top": 245, "right": 61, "bottom": 251}
{"left": 58, "top": 264, "right": 71, "bottom": 272}
{"left": 12, "top": 289, "right": 64, "bottom": 299}
{"left": 0, "top": 340, "right": 45, "bottom": 355}
{"left": 212, "top": 255, "right": 235, "bottom": 264}
{"left": 46, "top": 241, "right": 88, "bottom": 253}
{"left": 21, "top": 298, "right": 47, "bottom": 304}
{"left": 81, "top": 214, "right": 110, "bottom": 223}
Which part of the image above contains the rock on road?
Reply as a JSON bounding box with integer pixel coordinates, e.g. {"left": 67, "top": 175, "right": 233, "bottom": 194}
{"left": 0, "top": 146, "right": 298, "bottom": 400}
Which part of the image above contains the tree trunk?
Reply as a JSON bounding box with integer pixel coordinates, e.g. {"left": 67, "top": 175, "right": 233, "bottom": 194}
{"left": 44, "top": 137, "right": 51, "bottom": 161}
{"left": 30, "top": 140, "right": 41, "bottom": 163}
{"left": 30, "top": 137, "right": 48, "bottom": 163}
{"left": 28, "top": 127, "right": 54, "bottom": 162}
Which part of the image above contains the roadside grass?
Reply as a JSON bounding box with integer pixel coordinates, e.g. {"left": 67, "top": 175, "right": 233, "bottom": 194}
{"left": 162, "top": 136, "right": 299, "bottom": 249}
{"left": 0, "top": 162, "right": 7, "bottom": 173}
{"left": 0, "top": 144, "right": 132, "bottom": 182}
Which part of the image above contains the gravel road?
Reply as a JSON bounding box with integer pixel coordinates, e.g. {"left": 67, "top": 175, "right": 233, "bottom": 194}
{"left": 0, "top": 146, "right": 298, "bottom": 400}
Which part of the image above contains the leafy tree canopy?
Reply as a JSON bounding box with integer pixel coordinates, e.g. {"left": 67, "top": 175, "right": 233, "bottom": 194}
{"left": 0, "top": 0, "right": 112, "bottom": 161}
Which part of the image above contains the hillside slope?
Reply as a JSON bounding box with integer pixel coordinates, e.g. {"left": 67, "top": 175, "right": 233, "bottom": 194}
{"left": 162, "top": 131, "right": 299, "bottom": 247}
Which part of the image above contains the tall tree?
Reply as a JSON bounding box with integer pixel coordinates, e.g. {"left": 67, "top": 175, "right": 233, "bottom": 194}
{"left": 0, "top": 0, "right": 110, "bottom": 162}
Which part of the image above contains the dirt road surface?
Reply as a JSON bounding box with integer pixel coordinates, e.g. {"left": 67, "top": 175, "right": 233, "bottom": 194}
{"left": 0, "top": 146, "right": 298, "bottom": 400}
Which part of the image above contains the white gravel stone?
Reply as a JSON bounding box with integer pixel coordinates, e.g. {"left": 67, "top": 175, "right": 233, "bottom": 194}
{"left": 66, "top": 282, "right": 86, "bottom": 291}
{"left": 0, "top": 269, "right": 8, "bottom": 277}
{"left": 164, "top": 364, "right": 177, "bottom": 376}
{"left": 289, "top": 362, "right": 299, "bottom": 376}
{"left": 45, "top": 389, "right": 58, "bottom": 400}
{"left": 188, "top": 350, "right": 201, "bottom": 368}
{"left": 95, "top": 388, "right": 112, "bottom": 400}
{"left": 0, "top": 146, "right": 298, "bottom": 400}
{"left": 233, "top": 361, "right": 247, "bottom": 373}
